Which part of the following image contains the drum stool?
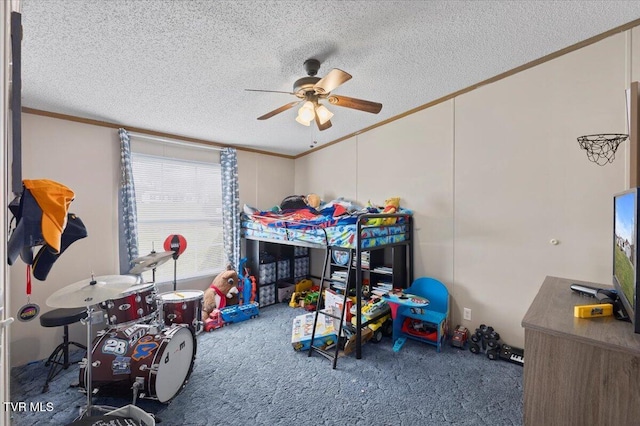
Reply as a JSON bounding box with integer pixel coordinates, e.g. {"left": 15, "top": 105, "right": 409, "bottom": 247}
{"left": 39, "top": 307, "right": 87, "bottom": 393}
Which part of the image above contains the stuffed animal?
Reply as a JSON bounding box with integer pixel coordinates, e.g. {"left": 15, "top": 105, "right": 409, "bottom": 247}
{"left": 367, "top": 197, "right": 401, "bottom": 226}
{"left": 202, "top": 265, "right": 240, "bottom": 322}
{"left": 306, "top": 193, "right": 321, "bottom": 210}
{"left": 381, "top": 197, "right": 401, "bottom": 225}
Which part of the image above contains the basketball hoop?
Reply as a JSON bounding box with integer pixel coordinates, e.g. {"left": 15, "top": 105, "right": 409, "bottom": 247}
{"left": 577, "top": 133, "right": 628, "bottom": 166}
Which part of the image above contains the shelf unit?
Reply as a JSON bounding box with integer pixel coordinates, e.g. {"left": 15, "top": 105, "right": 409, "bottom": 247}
{"left": 244, "top": 239, "right": 310, "bottom": 306}
{"left": 329, "top": 246, "right": 407, "bottom": 297}
{"left": 309, "top": 241, "right": 412, "bottom": 368}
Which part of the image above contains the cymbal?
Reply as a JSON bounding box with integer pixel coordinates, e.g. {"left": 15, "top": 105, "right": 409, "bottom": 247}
{"left": 46, "top": 275, "right": 139, "bottom": 308}
{"left": 129, "top": 251, "right": 174, "bottom": 274}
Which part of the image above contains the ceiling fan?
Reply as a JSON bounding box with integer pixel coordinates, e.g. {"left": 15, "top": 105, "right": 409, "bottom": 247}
{"left": 246, "top": 59, "right": 382, "bottom": 131}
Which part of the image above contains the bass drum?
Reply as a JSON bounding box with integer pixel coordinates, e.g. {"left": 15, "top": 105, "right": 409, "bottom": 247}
{"left": 80, "top": 323, "right": 196, "bottom": 403}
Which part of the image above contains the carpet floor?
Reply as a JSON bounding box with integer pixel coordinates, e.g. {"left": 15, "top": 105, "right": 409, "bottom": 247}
{"left": 9, "top": 302, "right": 523, "bottom": 425}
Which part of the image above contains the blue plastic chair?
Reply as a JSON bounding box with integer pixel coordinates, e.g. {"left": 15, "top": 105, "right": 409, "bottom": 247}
{"left": 396, "top": 277, "right": 449, "bottom": 352}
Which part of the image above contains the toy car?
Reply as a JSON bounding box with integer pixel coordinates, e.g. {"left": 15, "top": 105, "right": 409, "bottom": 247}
{"left": 450, "top": 325, "right": 469, "bottom": 349}
{"left": 401, "top": 318, "right": 438, "bottom": 341}
{"left": 204, "top": 309, "right": 225, "bottom": 332}
{"left": 366, "top": 314, "right": 392, "bottom": 343}
{"left": 220, "top": 302, "right": 259, "bottom": 324}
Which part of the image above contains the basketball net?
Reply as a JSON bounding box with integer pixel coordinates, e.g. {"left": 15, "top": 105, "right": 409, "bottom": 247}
{"left": 577, "top": 134, "right": 628, "bottom": 166}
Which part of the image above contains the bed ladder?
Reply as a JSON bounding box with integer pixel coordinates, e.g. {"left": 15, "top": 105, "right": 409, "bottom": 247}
{"left": 308, "top": 247, "right": 353, "bottom": 369}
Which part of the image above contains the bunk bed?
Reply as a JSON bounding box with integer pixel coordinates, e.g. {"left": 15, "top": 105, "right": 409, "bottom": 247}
{"left": 241, "top": 205, "right": 414, "bottom": 361}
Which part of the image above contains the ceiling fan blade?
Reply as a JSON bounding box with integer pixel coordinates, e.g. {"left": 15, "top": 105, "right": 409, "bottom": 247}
{"left": 246, "top": 89, "right": 296, "bottom": 95}
{"left": 314, "top": 69, "right": 352, "bottom": 94}
{"left": 327, "top": 95, "right": 382, "bottom": 114}
{"left": 257, "top": 101, "right": 300, "bottom": 120}
{"left": 315, "top": 113, "right": 332, "bottom": 131}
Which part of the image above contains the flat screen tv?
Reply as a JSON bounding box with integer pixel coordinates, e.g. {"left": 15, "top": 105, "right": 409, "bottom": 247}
{"left": 613, "top": 188, "right": 640, "bottom": 333}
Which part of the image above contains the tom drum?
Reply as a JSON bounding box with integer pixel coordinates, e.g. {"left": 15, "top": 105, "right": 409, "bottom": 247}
{"left": 157, "top": 290, "right": 204, "bottom": 335}
{"left": 100, "top": 282, "right": 158, "bottom": 327}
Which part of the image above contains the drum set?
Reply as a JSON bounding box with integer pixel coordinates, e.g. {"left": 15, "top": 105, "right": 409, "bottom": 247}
{"left": 45, "top": 250, "right": 205, "bottom": 418}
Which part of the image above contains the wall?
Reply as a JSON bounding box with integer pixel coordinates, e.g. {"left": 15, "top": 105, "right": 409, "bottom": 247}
{"left": 237, "top": 150, "right": 295, "bottom": 209}
{"left": 9, "top": 115, "right": 293, "bottom": 367}
{"left": 295, "top": 30, "right": 631, "bottom": 348}
{"left": 9, "top": 114, "right": 121, "bottom": 368}
{"left": 454, "top": 32, "right": 627, "bottom": 346}
{"left": 295, "top": 101, "right": 455, "bottom": 285}
{"left": 10, "top": 26, "right": 637, "bottom": 366}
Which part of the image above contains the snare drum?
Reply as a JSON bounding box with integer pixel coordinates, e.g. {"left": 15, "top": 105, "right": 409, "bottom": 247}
{"left": 157, "top": 290, "right": 204, "bottom": 334}
{"left": 100, "top": 282, "right": 158, "bottom": 327}
{"left": 80, "top": 323, "right": 195, "bottom": 403}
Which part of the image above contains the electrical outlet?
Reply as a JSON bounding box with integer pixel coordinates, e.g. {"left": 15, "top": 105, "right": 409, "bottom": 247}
{"left": 463, "top": 308, "right": 471, "bottom": 321}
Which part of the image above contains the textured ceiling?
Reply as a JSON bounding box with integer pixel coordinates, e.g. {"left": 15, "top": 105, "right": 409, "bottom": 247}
{"left": 19, "top": 1, "right": 640, "bottom": 156}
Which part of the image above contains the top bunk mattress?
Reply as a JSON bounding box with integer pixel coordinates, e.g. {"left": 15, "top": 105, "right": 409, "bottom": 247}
{"left": 241, "top": 209, "right": 410, "bottom": 249}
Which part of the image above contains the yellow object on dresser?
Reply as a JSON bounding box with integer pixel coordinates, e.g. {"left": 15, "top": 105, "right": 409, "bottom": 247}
{"left": 573, "top": 303, "right": 613, "bottom": 318}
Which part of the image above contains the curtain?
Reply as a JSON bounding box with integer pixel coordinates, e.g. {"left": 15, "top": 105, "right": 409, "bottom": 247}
{"left": 221, "top": 147, "right": 240, "bottom": 270}
{"left": 118, "top": 128, "right": 139, "bottom": 273}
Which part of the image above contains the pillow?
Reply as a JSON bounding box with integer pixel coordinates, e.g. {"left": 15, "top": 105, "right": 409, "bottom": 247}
{"left": 280, "top": 195, "right": 308, "bottom": 210}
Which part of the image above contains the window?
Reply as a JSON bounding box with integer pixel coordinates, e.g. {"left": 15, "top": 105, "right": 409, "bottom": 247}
{"left": 130, "top": 138, "right": 224, "bottom": 283}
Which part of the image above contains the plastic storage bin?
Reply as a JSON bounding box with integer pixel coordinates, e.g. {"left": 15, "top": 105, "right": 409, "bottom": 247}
{"left": 106, "top": 404, "right": 155, "bottom": 426}
{"left": 259, "top": 284, "right": 276, "bottom": 306}
{"left": 277, "top": 259, "right": 291, "bottom": 280}
{"left": 294, "top": 256, "right": 309, "bottom": 279}
{"left": 258, "top": 261, "right": 276, "bottom": 283}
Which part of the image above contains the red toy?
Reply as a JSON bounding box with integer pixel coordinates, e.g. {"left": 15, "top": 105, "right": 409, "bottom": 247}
{"left": 401, "top": 318, "right": 437, "bottom": 342}
{"left": 450, "top": 325, "right": 469, "bottom": 349}
{"left": 204, "top": 309, "right": 224, "bottom": 332}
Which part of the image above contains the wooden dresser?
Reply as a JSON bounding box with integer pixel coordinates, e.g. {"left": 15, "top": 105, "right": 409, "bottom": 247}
{"left": 521, "top": 276, "right": 640, "bottom": 425}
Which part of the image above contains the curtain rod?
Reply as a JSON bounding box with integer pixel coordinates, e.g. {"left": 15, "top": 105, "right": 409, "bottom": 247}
{"left": 128, "top": 131, "right": 224, "bottom": 152}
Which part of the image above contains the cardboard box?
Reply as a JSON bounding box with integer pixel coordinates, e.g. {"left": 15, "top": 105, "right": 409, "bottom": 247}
{"left": 291, "top": 312, "right": 337, "bottom": 351}
{"left": 324, "top": 288, "right": 354, "bottom": 322}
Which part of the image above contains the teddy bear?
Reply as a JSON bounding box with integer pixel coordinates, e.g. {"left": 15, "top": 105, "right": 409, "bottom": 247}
{"left": 306, "top": 193, "right": 321, "bottom": 210}
{"left": 367, "top": 197, "right": 401, "bottom": 225}
{"left": 381, "top": 197, "right": 401, "bottom": 225}
{"left": 202, "top": 265, "right": 240, "bottom": 323}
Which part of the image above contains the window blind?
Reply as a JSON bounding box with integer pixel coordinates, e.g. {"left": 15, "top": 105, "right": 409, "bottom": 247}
{"left": 131, "top": 152, "right": 224, "bottom": 283}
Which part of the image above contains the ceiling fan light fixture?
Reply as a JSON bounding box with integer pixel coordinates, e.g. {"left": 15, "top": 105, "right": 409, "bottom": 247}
{"left": 295, "top": 115, "right": 311, "bottom": 126}
{"left": 297, "top": 101, "right": 315, "bottom": 123}
{"left": 315, "top": 104, "right": 333, "bottom": 125}
{"left": 249, "top": 61, "right": 382, "bottom": 129}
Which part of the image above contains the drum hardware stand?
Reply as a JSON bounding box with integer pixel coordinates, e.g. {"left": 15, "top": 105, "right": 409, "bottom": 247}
{"left": 149, "top": 245, "right": 158, "bottom": 284}
{"left": 75, "top": 303, "right": 118, "bottom": 420}
{"left": 171, "top": 255, "right": 178, "bottom": 292}
{"left": 131, "top": 377, "right": 145, "bottom": 406}
{"left": 131, "top": 377, "right": 161, "bottom": 424}
{"left": 163, "top": 234, "right": 187, "bottom": 292}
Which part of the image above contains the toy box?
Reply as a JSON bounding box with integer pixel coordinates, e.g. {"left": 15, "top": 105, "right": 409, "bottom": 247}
{"left": 107, "top": 404, "right": 155, "bottom": 426}
{"left": 291, "top": 312, "right": 337, "bottom": 351}
{"left": 277, "top": 281, "right": 296, "bottom": 303}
